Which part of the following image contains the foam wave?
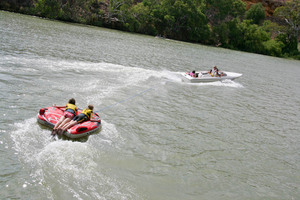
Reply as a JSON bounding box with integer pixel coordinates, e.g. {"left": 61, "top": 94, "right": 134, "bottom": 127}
{"left": 1, "top": 55, "right": 179, "bottom": 86}
{"left": 0, "top": 56, "right": 159, "bottom": 105}
{"left": 10, "top": 118, "right": 123, "bottom": 161}
{"left": 88, "top": 119, "right": 125, "bottom": 148}
{"left": 187, "top": 79, "right": 244, "bottom": 88}
{"left": 10, "top": 117, "right": 137, "bottom": 199}
{"left": 11, "top": 118, "right": 50, "bottom": 162}
{"left": 0, "top": 55, "right": 147, "bottom": 73}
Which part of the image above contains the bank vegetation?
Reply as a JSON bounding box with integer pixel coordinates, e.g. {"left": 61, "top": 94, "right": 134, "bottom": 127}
{"left": 1, "top": 0, "right": 299, "bottom": 59}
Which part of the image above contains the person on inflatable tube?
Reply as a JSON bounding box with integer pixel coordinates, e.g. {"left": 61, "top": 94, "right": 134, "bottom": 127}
{"left": 57, "top": 105, "right": 98, "bottom": 135}
{"left": 52, "top": 98, "right": 77, "bottom": 136}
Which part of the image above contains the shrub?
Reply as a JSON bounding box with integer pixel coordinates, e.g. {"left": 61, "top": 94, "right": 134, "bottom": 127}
{"left": 245, "top": 3, "right": 265, "bottom": 24}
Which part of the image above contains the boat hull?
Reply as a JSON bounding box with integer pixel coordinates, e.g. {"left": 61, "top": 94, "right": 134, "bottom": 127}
{"left": 37, "top": 106, "right": 101, "bottom": 138}
{"left": 182, "top": 71, "right": 242, "bottom": 83}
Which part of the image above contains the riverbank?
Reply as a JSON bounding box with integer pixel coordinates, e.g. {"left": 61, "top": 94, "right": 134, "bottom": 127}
{"left": 1, "top": 0, "right": 299, "bottom": 60}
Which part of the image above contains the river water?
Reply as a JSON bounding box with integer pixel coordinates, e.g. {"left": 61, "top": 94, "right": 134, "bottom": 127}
{"left": 0, "top": 11, "right": 299, "bottom": 200}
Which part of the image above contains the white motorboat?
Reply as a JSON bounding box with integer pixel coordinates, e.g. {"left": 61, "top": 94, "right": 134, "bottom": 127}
{"left": 182, "top": 71, "right": 242, "bottom": 83}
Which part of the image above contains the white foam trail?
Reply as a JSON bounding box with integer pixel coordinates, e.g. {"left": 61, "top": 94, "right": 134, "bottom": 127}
{"left": 185, "top": 79, "right": 244, "bottom": 88}
{"left": 10, "top": 118, "right": 124, "bottom": 161}
{"left": 6, "top": 56, "right": 158, "bottom": 104}
{"left": 11, "top": 118, "right": 50, "bottom": 163}
{"left": 0, "top": 55, "right": 171, "bottom": 86}
{"left": 88, "top": 119, "right": 125, "bottom": 148}
{"left": 10, "top": 117, "right": 137, "bottom": 199}
{"left": 159, "top": 70, "right": 183, "bottom": 83}
{"left": 1, "top": 55, "right": 243, "bottom": 88}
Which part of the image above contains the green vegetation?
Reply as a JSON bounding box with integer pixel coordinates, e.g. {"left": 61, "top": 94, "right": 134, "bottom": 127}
{"left": 245, "top": 3, "right": 265, "bottom": 25}
{"left": 1, "top": 0, "right": 299, "bottom": 59}
{"left": 274, "top": 0, "right": 300, "bottom": 58}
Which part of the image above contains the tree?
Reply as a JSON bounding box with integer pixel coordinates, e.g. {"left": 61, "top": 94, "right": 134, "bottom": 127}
{"left": 274, "top": 0, "right": 300, "bottom": 55}
{"left": 205, "top": 0, "right": 246, "bottom": 25}
{"left": 34, "top": 0, "right": 63, "bottom": 19}
{"left": 245, "top": 3, "right": 265, "bottom": 24}
{"left": 155, "top": 0, "right": 210, "bottom": 42}
{"left": 241, "top": 20, "right": 270, "bottom": 52}
{"left": 262, "top": 39, "right": 283, "bottom": 57}
{"left": 106, "top": 0, "right": 126, "bottom": 23}
{"left": 129, "top": 2, "right": 157, "bottom": 34}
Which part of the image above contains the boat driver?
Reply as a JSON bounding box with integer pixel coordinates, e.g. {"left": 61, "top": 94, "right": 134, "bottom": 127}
{"left": 210, "top": 66, "right": 220, "bottom": 77}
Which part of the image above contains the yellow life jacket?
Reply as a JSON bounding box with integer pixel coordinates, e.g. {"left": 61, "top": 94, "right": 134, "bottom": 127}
{"left": 81, "top": 109, "right": 93, "bottom": 119}
{"left": 65, "top": 103, "right": 78, "bottom": 114}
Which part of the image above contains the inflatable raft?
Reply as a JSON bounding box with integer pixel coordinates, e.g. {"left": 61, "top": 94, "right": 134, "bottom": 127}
{"left": 37, "top": 106, "right": 101, "bottom": 138}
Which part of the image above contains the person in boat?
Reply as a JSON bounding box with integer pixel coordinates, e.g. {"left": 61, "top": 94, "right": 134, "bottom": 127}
{"left": 52, "top": 98, "right": 77, "bottom": 135}
{"left": 209, "top": 66, "right": 221, "bottom": 77}
{"left": 189, "top": 70, "right": 197, "bottom": 77}
{"left": 57, "top": 104, "right": 98, "bottom": 135}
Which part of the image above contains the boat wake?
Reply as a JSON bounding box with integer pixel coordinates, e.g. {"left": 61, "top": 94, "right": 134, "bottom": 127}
{"left": 10, "top": 117, "right": 136, "bottom": 200}
{"left": 184, "top": 79, "right": 244, "bottom": 88}
{"left": 2, "top": 55, "right": 243, "bottom": 91}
